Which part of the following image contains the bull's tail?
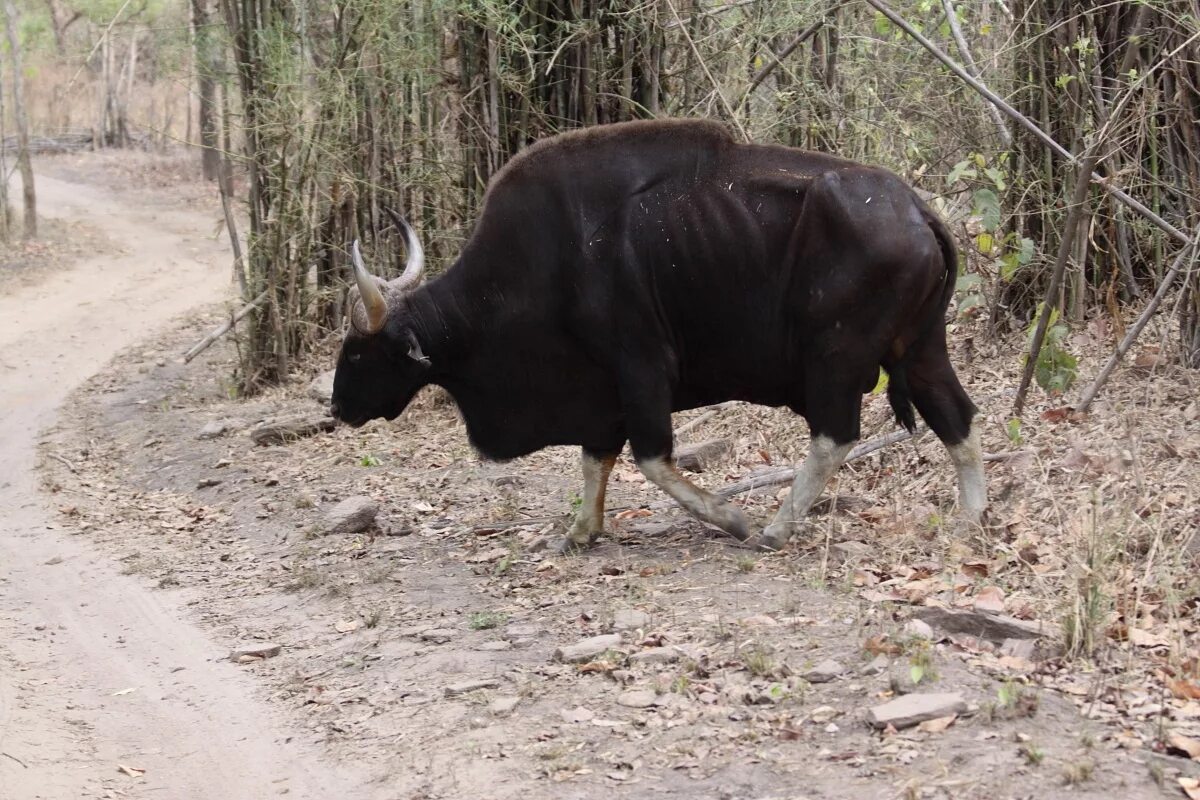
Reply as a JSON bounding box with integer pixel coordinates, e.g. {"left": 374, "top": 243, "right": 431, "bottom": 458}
{"left": 885, "top": 209, "right": 958, "bottom": 434}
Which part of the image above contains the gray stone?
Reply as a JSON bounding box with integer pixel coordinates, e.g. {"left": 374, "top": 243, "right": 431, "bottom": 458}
{"left": 905, "top": 619, "right": 935, "bottom": 639}
{"left": 250, "top": 414, "right": 336, "bottom": 446}
{"left": 198, "top": 418, "right": 239, "bottom": 440}
{"left": 860, "top": 654, "right": 891, "bottom": 676}
{"left": 915, "top": 607, "right": 1048, "bottom": 643}
{"left": 867, "top": 692, "right": 967, "bottom": 730}
{"left": 323, "top": 495, "right": 379, "bottom": 535}
{"left": 674, "top": 439, "right": 733, "bottom": 472}
{"left": 628, "top": 647, "right": 680, "bottom": 666}
{"left": 803, "top": 658, "right": 845, "bottom": 684}
{"left": 553, "top": 634, "right": 622, "bottom": 663}
{"left": 444, "top": 678, "right": 500, "bottom": 697}
{"left": 490, "top": 695, "right": 520, "bottom": 715}
{"left": 420, "top": 628, "right": 456, "bottom": 644}
{"left": 229, "top": 642, "right": 282, "bottom": 662}
{"left": 613, "top": 608, "right": 651, "bottom": 632}
{"left": 476, "top": 641, "right": 512, "bottom": 652}
{"left": 308, "top": 370, "right": 336, "bottom": 405}
{"left": 616, "top": 689, "right": 658, "bottom": 709}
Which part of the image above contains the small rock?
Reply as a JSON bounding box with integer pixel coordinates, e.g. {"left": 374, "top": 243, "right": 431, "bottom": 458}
{"left": 804, "top": 658, "right": 845, "bottom": 684}
{"left": 476, "top": 641, "right": 512, "bottom": 652}
{"left": 613, "top": 608, "right": 651, "bottom": 632}
{"left": 561, "top": 706, "right": 595, "bottom": 723}
{"left": 420, "top": 629, "right": 456, "bottom": 644}
{"left": 489, "top": 696, "right": 520, "bottom": 715}
{"left": 308, "top": 370, "right": 336, "bottom": 405}
{"left": 197, "top": 418, "right": 239, "bottom": 440}
{"left": 674, "top": 438, "right": 732, "bottom": 472}
{"left": 43, "top": 556, "right": 64, "bottom": 566}
{"left": 249, "top": 414, "right": 336, "bottom": 446}
{"left": 905, "top": 619, "right": 935, "bottom": 639}
{"left": 860, "top": 654, "right": 891, "bottom": 676}
{"left": 444, "top": 678, "right": 500, "bottom": 697}
{"left": 810, "top": 705, "right": 839, "bottom": 724}
{"left": 824, "top": 722, "right": 839, "bottom": 733}
{"left": 196, "top": 477, "right": 222, "bottom": 489}
{"left": 915, "top": 607, "right": 1047, "bottom": 643}
{"left": 867, "top": 692, "right": 968, "bottom": 730}
{"left": 229, "top": 642, "right": 282, "bottom": 662}
{"left": 323, "top": 496, "right": 379, "bottom": 535}
{"left": 628, "top": 647, "right": 680, "bottom": 666}
{"left": 616, "top": 690, "right": 658, "bottom": 709}
{"left": 999, "top": 638, "right": 1036, "bottom": 659}
{"left": 554, "top": 634, "right": 622, "bottom": 663}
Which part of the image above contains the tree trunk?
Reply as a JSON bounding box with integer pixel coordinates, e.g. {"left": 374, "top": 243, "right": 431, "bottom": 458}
{"left": 192, "top": 0, "right": 220, "bottom": 179}
{"left": 3, "top": 0, "right": 36, "bottom": 238}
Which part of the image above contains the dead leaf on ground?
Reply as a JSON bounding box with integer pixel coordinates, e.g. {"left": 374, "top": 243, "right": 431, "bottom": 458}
{"left": 335, "top": 619, "right": 361, "bottom": 633}
{"left": 614, "top": 509, "right": 651, "bottom": 520}
{"left": 1180, "top": 777, "right": 1200, "bottom": 799}
{"left": 117, "top": 764, "right": 146, "bottom": 778}
{"left": 916, "top": 714, "right": 957, "bottom": 733}
{"left": 1171, "top": 679, "right": 1200, "bottom": 700}
{"left": 960, "top": 561, "right": 989, "bottom": 579}
{"left": 1167, "top": 733, "right": 1200, "bottom": 760}
{"left": 973, "top": 586, "right": 1006, "bottom": 613}
{"left": 864, "top": 635, "right": 902, "bottom": 657}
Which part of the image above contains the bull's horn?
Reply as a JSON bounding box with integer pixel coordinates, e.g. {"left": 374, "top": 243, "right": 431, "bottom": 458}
{"left": 351, "top": 239, "right": 388, "bottom": 334}
{"left": 384, "top": 208, "right": 425, "bottom": 290}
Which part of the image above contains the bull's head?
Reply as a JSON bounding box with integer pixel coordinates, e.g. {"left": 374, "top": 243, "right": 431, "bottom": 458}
{"left": 329, "top": 210, "right": 430, "bottom": 427}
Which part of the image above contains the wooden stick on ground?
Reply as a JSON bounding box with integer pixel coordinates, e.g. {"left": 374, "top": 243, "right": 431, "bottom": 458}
{"left": 182, "top": 289, "right": 269, "bottom": 363}
{"left": 673, "top": 402, "right": 739, "bottom": 438}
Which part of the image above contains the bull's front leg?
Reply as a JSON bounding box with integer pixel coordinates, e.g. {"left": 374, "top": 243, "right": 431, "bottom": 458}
{"left": 751, "top": 435, "right": 852, "bottom": 552}
{"left": 553, "top": 449, "right": 617, "bottom": 553}
{"left": 638, "top": 456, "right": 751, "bottom": 542}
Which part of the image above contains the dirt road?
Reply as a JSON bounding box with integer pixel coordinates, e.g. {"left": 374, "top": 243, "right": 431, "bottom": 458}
{"left": 0, "top": 173, "right": 363, "bottom": 798}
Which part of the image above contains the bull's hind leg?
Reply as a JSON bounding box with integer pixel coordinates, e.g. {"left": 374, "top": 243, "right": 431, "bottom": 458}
{"left": 554, "top": 448, "right": 619, "bottom": 553}
{"left": 751, "top": 363, "right": 863, "bottom": 552}
{"left": 907, "top": 333, "right": 987, "bottom": 524}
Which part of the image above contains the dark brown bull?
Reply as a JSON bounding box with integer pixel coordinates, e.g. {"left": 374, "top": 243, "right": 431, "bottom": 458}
{"left": 330, "top": 119, "right": 986, "bottom": 552}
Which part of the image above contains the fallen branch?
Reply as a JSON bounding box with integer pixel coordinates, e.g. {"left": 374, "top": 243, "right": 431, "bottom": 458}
{"left": 714, "top": 427, "right": 924, "bottom": 498}
{"left": 1075, "top": 226, "right": 1200, "bottom": 413}
{"left": 863, "top": 0, "right": 1190, "bottom": 247}
{"left": 182, "top": 289, "right": 269, "bottom": 363}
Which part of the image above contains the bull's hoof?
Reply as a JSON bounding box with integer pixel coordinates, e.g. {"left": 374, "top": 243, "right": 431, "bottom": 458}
{"left": 714, "top": 506, "right": 752, "bottom": 542}
{"left": 550, "top": 533, "right": 597, "bottom": 555}
{"left": 751, "top": 521, "right": 793, "bottom": 552}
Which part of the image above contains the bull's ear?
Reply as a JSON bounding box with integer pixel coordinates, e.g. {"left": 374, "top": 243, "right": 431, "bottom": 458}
{"left": 405, "top": 329, "right": 431, "bottom": 367}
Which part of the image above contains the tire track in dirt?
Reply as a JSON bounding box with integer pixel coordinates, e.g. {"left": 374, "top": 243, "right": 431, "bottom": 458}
{"left": 0, "top": 172, "right": 366, "bottom": 799}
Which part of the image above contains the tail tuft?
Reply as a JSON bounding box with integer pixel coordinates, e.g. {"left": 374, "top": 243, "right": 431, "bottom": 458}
{"left": 886, "top": 366, "right": 917, "bottom": 433}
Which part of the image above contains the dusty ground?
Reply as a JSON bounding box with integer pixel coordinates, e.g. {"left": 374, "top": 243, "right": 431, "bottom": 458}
{"left": 14, "top": 158, "right": 1199, "bottom": 800}
{"left": 0, "top": 156, "right": 370, "bottom": 799}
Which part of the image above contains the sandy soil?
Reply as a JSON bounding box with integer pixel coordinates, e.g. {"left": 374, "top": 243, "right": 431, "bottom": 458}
{"left": 0, "top": 167, "right": 370, "bottom": 798}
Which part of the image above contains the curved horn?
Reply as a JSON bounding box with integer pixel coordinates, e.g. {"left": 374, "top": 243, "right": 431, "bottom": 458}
{"left": 351, "top": 239, "right": 388, "bottom": 334}
{"left": 384, "top": 207, "right": 425, "bottom": 290}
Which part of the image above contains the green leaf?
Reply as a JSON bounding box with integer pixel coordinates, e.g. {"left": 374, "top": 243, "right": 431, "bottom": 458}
{"left": 973, "top": 152, "right": 987, "bottom": 169}
{"left": 972, "top": 188, "right": 1002, "bottom": 232}
{"left": 1018, "top": 237, "right": 1035, "bottom": 265}
{"left": 984, "top": 167, "right": 1007, "bottom": 191}
{"left": 1001, "top": 252, "right": 1022, "bottom": 281}
{"left": 1055, "top": 74, "right": 1076, "bottom": 90}
{"left": 956, "top": 273, "right": 982, "bottom": 291}
{"left": 1006, "top": 418, "right": 1022, "bottom": 445}
{"left": 976, "top": 232, "right": 995, "bottom": 255}
{"left": 910, "top": 664, "right": 926, "bottom": 685}
{"left": 873, "top": 12, "right": 892, "bottom": 36}
{"left": 947, "top": 159, "right": 977, "bottom": 186}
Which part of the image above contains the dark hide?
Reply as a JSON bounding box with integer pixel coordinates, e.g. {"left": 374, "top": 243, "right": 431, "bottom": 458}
{"left": 331, "top": 119, "right": 977, "bottom": 465}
